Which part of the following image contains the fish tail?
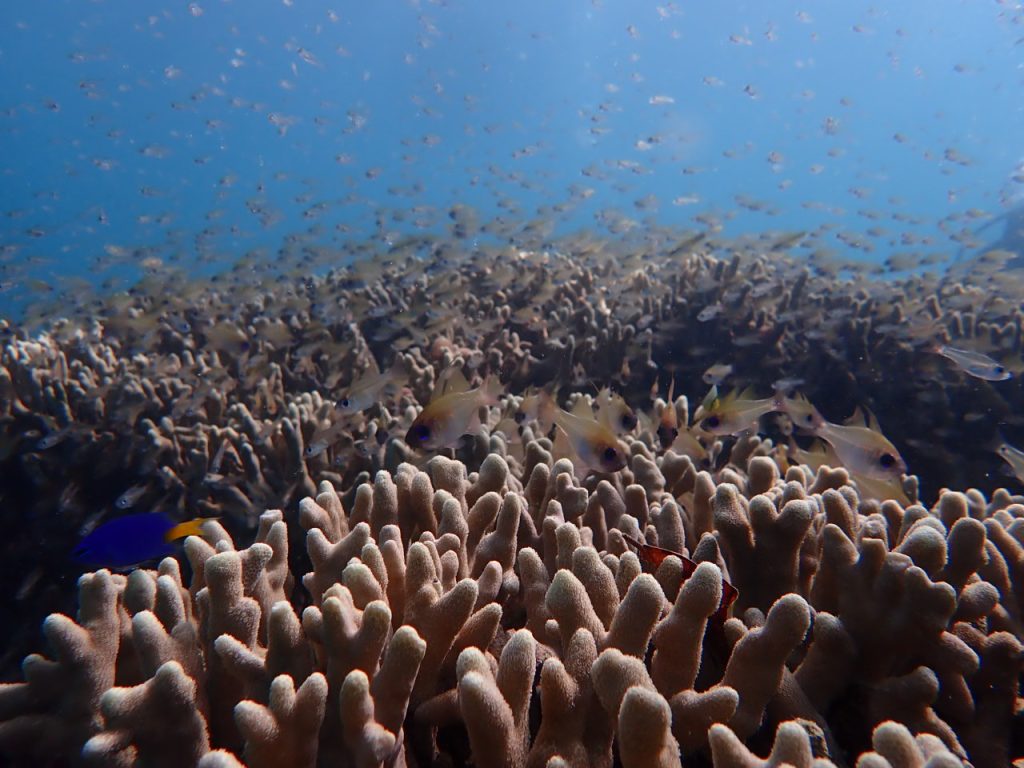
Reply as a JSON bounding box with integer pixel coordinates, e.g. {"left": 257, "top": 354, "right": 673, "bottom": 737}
{"left": 164, "top": 516, "right": 217, "bottom": 542}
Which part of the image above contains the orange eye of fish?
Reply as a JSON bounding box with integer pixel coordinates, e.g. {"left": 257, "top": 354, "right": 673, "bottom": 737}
{"left": 879, "top": 453, "right": 897, "bottom": 468}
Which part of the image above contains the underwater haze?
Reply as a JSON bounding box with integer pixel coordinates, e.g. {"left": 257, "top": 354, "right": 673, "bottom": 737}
{"left": 2, "top": 0, "right": 1024, "bottom": 313}
{"left": 3, "top": 2, "right": 1024, "bottom": 768}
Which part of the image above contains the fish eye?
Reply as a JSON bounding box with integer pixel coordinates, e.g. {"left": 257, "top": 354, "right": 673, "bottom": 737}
{"left": 514, "top": 411, "right": 526, "bottom": 423}
{"left": 995, "top": 366, "right": 1006, "bottom": 374}
{"left": 621, "top": 413, "right": 638, "bottom": 431}
{"left": 705, "top": 416, "right": 721, "bottom": 429}
{"left": 338, "top": 398, "right": 351, "bottom": 409}
{"left": 408, "top": 424, "right": 431, "bottom": 444}
{"left": 602, "top": 446, "right": 619, "bottom": 463}
{"left": 879, "top": 453, "right": 897, "bottom": 469}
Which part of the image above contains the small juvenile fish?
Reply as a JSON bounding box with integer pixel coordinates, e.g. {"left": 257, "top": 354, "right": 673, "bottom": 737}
{"left": 785, "top": 401, "right": 907, "bottom": 481}
{"left": 996, "top": 440, "right": 1024, "bottom": 484}
{"left": 74, "top": 513, "right": 215, "bottom": 568}
{"left": 551, "top": 397, "right": 628, "bottom": 475}
{"left": 697, "top": 303, "right": 723, "bottom": 322}
{"left": 36, "top": 427, "right": 73, "bottom": 450}
{"left": 405, "top": 371, "right": 503, "bottom": 451}
{"left": 305, "top": 419, "right": 348, "bottom": 458}
{"left": 934, "top": 344, "right": 1012, "bottom": 382}
{"left": 656, "top": 378, "right": 680, "bottom": 448}
{"left": 337, "top": 360, "right": 407, "bottom": 414}
{"left": 702, "top": 363, "right": 733, "bottom": 386}
{"left": 695, "top": 387, "right": 785, "bottom": 436}
{"left": 115, "top": 484, "right": 149, "bottom": 510}
{"left": 595, "top": 387, "right": 637, "bottom": 434}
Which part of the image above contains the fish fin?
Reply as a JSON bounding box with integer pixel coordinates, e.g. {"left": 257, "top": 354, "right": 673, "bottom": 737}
{"left": 493, "top": 418, "right": 522, "bottom": 444}
{"left": 480, "top": 375, "right": 504, "bottom": 404}
{"left": 570, "top": 396, "right": 595, "bottom": 420}
{"left": 551, "top": 425, "right": 575, "bottom": 465}
{"left": 440, "top": 367, "right": 471, "bottom": 397}
{"left": 736, "top": 385, "right": 759, "bottom": 401}
{"left": 864, "top": 407, "right": 882, "bottom": 433}
{"left": 164, "top": 516, "right": 217, "bottom": 543}
{"left": 696, "top": 385, "right": 719, "bottom": 419}
{"left": 845, "top": 406, "right": 868, "bottom": 428}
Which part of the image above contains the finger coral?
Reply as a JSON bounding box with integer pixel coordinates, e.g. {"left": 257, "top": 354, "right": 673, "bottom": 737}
{"left": 1, "top": 434, "right": 1021, "bottom": 767}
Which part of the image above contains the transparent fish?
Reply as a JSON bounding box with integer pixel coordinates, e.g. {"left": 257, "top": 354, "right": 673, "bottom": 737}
{"left": 786, "top": 402, "right": 906, "bottom": 481}
{"left": 405, "top": 371, "right": 502, "bottom": 451}
{"left": 551, "top": 402, "right": 628, "bottom": 475}
{"left": 934, "top": 344, "right": 1012, "bottom": 382}
{"left": 695, "top": 387, "right": 785, "bottom": 436}
{"left": 702, "top": 363, "right": 733, "bottom": 386}
{"left": 996, "top": 440, "right": 1024, "bottom": 484}
{"left": 595, "top": 387, "right": 637, "bottom": 434}
{"left": 115, "top": 484, "right": 149, "bottom": 510}
{"left": 337, "top": 360, "right": 407, "bottom": 414}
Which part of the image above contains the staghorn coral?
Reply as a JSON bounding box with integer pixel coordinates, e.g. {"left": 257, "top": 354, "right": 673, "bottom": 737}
{"left": 0, "top": 434, "right": 1021, "bottom": 768}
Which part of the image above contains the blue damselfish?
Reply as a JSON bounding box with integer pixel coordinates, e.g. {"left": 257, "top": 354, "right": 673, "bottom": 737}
{"left": 73, "top": 512, "right": 210, "bottom": 569}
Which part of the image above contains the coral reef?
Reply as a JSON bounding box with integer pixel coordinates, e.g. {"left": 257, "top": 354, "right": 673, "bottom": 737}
{"left": 3, "top": 242, "right": 1023, "bottom": 676}
{"left": 1, "top": 241, "right": 1023, "bottom": 764}
{"left": 1, "top": 437, "right": 1021, "bottom": 766}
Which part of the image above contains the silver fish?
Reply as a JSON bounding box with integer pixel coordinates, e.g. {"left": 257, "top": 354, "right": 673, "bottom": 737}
{"left": 935, "top": 344, "right": 1012, "bottom": 381}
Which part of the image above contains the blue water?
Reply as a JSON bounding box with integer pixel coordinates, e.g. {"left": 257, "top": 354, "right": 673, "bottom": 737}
{"left": 2, "top": 0, "right": 1023, "bottom": 318}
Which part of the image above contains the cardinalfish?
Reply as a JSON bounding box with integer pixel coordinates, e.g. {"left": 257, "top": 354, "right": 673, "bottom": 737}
{"left": 782, "top": 398, "right": 907, "bottom": 481}
{"left": 702, "top": 363, "right": 733, "bottom": 387}
{"left": 694, "top": 386, "right": 786, "bottom": 436}
{"left": 595, "top": 387, "right": 637, "bottom": 434}
{"left": 783, "top": 438, "right": 909, "bottom": 504}
{"left": 337, "top": 359, "right": 408, "bottom": 415}
{"left": 550, "top": 395, "right": 629, "bottom": 474}
{"left": 646, "top": 379, "right": 709, "bottom": 464}
{"left": 305, "top": 418, "right": 350, "bottom": 459}
{"left": 622, "top": 533, "right": 737, "bottom": 623}
{"left": 74, "top": 513, "right": 216, "bottom": 569}
{"left": 933, "top": 344, "right": 1012, "bottom": 382}
{"left": 405, "top": 369, "right": 503, "bottom": 451}
{"left": 655, "top": 377, "right": 680, "bottom": 448}
{"left": 995, "top": 439, "right": 1024, "bottom": 484}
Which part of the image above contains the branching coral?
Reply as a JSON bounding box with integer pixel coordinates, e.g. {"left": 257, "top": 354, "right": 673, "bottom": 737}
{"left": 1, "top": 433, "right": 1022, "bottom": 767}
